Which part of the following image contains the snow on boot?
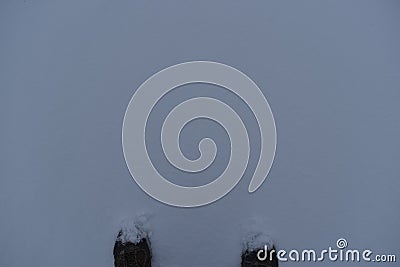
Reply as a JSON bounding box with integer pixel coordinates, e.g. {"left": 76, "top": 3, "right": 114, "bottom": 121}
{"left": 242, "top": 232, "right": 278, "bottom": 267}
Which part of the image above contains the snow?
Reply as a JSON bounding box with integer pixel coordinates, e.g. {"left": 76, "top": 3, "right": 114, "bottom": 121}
{"left": 243, "top": 232, "right": 274, "bottom": 253}
{"left": 1, "top": 1, "right": 400, "bottom": 267}
{"left": 241, "top": 217, "right": 275, "bottom": 252}
{"left": 117, "top": 213, "right": 152, "bottom": 244}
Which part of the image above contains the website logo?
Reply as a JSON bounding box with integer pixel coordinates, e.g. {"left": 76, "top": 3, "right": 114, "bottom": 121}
{"left": 122, "top": 61, "right": 276, "bottom": 207}
{"left": 257, "top": 238, "right": 397, "bottom": 263}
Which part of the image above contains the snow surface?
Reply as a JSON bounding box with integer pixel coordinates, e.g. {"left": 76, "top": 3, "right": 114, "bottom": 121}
{"left": 1, "top": 1, "right": 400, "bottom": 267}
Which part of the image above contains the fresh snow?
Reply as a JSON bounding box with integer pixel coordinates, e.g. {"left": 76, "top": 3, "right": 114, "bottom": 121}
{"left": 1, "top": 1, "right": 399, "bottom": 267}
{"left": 243, "top": 232, "right": 274, "bottom": 253}
{"left": 117, "top": 214, "right": 152, "bottom": 244}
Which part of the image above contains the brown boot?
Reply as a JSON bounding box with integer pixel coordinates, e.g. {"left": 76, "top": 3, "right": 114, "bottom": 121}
{"left": 114, "top": 231, "right": 151, "bottom": 267}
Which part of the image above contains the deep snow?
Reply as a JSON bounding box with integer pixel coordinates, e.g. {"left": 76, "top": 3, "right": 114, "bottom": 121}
{"left": 1, "top": 1, "right": 399, "bottom": 267}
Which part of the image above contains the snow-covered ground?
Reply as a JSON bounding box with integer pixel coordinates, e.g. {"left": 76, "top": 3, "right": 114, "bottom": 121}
{"left": 1, "top": 1, "right": 399, "bottom": 267}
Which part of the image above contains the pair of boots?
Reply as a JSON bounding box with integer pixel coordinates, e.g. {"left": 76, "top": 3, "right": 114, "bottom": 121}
{"left": 113, "top": 231, "right": 278, "bottom": 267}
